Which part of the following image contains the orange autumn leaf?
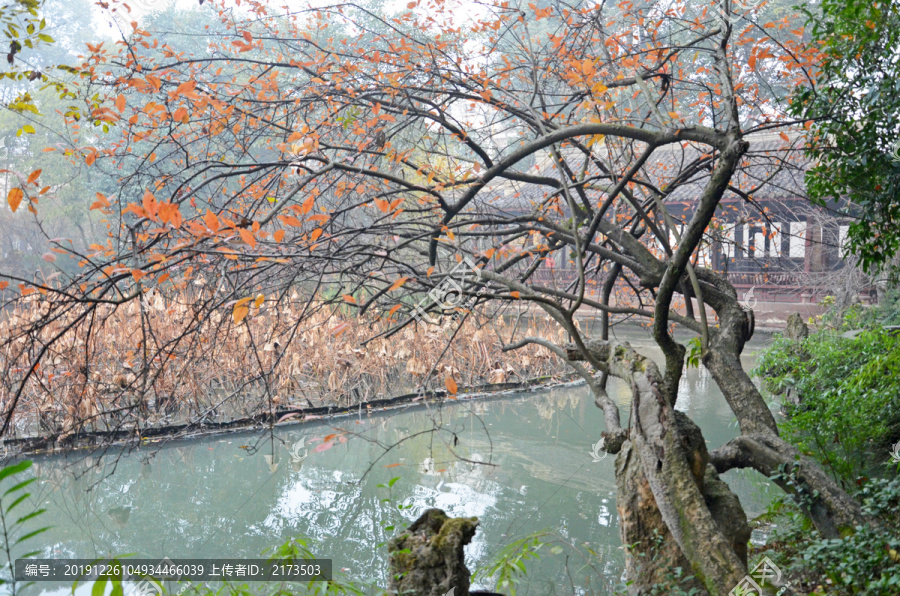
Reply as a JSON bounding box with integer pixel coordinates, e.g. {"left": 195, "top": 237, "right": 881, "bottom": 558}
{"left": 323, "top": 433, "right": 337, "bottom": 442}
{"left": 91, "top": 192, "right": 111, "bottom": 211}
{"left": 343, "top": 294, "right": 356, "bottom": 304}
{"left": 388, "top": 277, "right": 409, "bottom": 291}
{"left": 310, "top": 228, "right": 323, "bottom": 242}
{"left": 274, "top": 229, "right": 285, "bottom": 242}
{"left": 0, "top": 281, "right": 8, "bottom": 291}
{"left": 445, "top": 376, "right": 458, "bottom": 395}
{"left": 233, "top": 296, "right": 253, "bottom": 324}
{"left": 510, "top": 291, "right": 521, "bottom": 298}
{"left": 233, "top": 305, "right": 250, "bottom": 324}
{"left": 204, "top": 210, "right": 220, "bottom": 232}
{"left": 85, "top": 151, "right": 96, "bottom": 166}
{"left": 307, "top": 214, "right": 329, "bottom": 222}
{"left": 26, "top": 169, "right": 41, "bottom": 184}
{"left": 142, "top": 190, "right": 159, "bottom": 219}
{"left": 115, "top": 94, "right": 126, "bottom": 113}
{"left": 331, "top": 321, "right": 351, "bottom": 336}
{"left": 388, "top": 304, "right": 402, "bottom": 316}
{"left": 6, "top": 188, "right": 23, "bottom": 212}
{"left": 384, "top": 463, "right": 402, "bottom": 468}
{"left": 158, "top": 202, "right": 182, "bottom": 228}
{"left": 173, "top": 80, "right": 196, "bottom": 97}
{"left": 279, "top": 214, "right": 303, "bottom": 227}
{"left": 238, "top": 228, "right": 257, "bottom": 248}
{"left": 299, "top": 194, "right": 315, "bottom": 215}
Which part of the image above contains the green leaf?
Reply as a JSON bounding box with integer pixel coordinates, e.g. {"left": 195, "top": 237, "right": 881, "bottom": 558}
{"left": 14, "top": 508, "right": 46, "bottom": 527}
{"left": 92, "top": 577, "right": 107, "bottom": 596}
{"left": 0, "top": 460, "right": 32, "bottom": 483}
{"left": 37, "top": 33, "right": 53, "bottom": 43}
{"left": 5, "top": 493, "right": 30, "bottom": 514}
{"left": 110, "top": 579, "right": 124, "bottom": 596}
{"left": 3, "top": 477, "right": 36, "bottom": 498}
{"left": 14, "top": 526, "right": 49, "bottom": 544}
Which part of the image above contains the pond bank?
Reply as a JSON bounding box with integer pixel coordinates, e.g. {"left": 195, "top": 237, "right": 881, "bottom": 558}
{"left": 2, "top": 374, "right": 580, "bottom": 457}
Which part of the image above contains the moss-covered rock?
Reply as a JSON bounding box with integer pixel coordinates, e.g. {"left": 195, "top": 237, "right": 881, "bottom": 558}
{"left": 388, "top": 508, "right": 479, "bottom": 596}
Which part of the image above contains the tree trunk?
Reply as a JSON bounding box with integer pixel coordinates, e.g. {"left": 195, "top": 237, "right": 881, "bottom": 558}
{"left": 703, "top": 299, "right": 868, "bottom": 538}
{"left": 616, "top": 412, "right": 750, "bottom": 594}
{"left": 570, "top": 341, "right": 751, "bottom": 594}
{"left": 709, "top": 433, "right": 866, "bottom": 538}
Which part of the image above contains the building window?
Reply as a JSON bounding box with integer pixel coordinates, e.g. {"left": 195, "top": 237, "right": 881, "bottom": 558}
{"left": 789, "top": 222, "right": 806, "bottom": 258}
{"left": 736, "top": 224, "right": 750, "bottom": 257}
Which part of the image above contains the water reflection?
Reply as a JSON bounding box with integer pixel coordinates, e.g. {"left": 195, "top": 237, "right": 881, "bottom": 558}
{"left": 22, "top": 334, "right": 777, "bottom": 594}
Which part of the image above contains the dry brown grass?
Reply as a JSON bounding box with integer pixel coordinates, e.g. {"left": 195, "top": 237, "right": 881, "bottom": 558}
{"left": 0, "top": 288, "right": 569, "bottom": 439}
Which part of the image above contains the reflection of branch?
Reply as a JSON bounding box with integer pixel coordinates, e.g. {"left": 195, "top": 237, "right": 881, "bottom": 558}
{"left": 352, "top": 426, "right": 497, "bottom": 485}
{"left": 502, "top": 336, "right": 624, "bottom": 449}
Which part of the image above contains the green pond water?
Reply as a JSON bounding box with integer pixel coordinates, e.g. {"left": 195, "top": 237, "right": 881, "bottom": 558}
{"left": 19, "top": 332, "right": 778, "bottom": 595}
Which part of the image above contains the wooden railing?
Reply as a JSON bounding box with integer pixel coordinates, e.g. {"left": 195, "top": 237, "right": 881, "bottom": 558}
{"left": 726, "top": 271, "right": 806, "bottom": 288}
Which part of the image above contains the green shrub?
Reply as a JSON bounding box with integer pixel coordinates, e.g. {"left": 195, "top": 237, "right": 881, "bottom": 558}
{"left": 789, "top": 478, "right": 900, "bottom": 594}
{"left": 751, "top": 479, "right": 900, "bottom": 595}
{"left": 788, "top": 525, "right": 900, "bottom": 594}
{"left": 752, "top": 301, "right": 900, "bottom": 593}
{"left": 754, "top": 328, "right": 900, "bottom": 486}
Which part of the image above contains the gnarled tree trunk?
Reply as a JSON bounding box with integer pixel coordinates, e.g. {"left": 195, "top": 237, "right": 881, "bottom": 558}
{"left": 570, "top": 341, "right": 751, "bottom": 594}
{"left": 616, "top": 414, "right": 750, "bottom": 593}
{"left": 702, "top": 294, "right": 868, "bottom": 539}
